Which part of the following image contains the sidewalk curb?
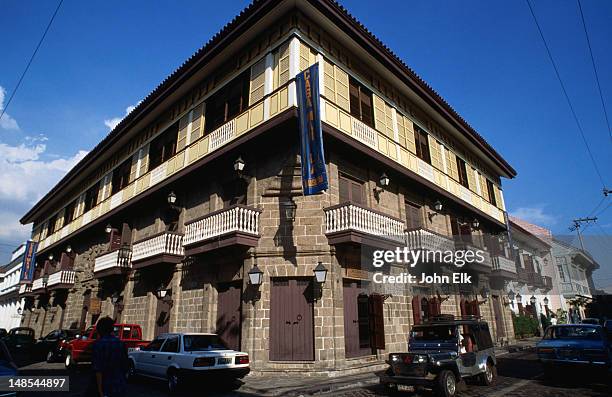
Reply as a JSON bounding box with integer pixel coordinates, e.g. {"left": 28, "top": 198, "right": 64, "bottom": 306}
{"left": 240, "top": 374, "right": 380, "bottom": 396}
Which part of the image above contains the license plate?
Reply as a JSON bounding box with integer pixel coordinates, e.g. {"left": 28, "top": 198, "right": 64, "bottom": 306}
{"left": 398, "top": 385, "right": 413, "bottom": 392}
{"left": 217, "top": 357, "right": 232, "bottom": 365}
{"left": 560, "top": 350, "right": 578, "bottom": 359}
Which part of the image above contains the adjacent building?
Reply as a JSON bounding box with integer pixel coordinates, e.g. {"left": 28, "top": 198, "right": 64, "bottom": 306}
{"left": 0, "top": 244, "right": 26, "bottom": 331}
{"left": 19, "top": 0, "right": 517, "bottom": 373}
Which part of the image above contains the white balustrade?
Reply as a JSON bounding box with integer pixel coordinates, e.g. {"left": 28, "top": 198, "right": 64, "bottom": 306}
{"left": 132, "top": 232, "right": 184, "bottom": 262}
{"left": 324, "top": 203, "right": 405, "bottom": 242}
{"left": 209, "top": 119, "right": 236, "bottom": 151}
{"left": 32, "top": 278, "right": 46, "bottom": 291}
{"left": 19, "top": 284, "right": 32, "bottom": 295}
{"left": 405, "top": 228, "right": 455, "bottom": 253}
{"left": 351, "top": 119, "right": 378, "bottom": 149}
{"left": 492, "top": 255, "right": 516, "bottom": 274}
{"left": 47, "top": 270, "right": 76, "bottom": 287}
{"left": 184, "top": 205, "right": 260, "bottom": 247}
{"left": 94, "top": 249, "right": 132, "bottom": 274}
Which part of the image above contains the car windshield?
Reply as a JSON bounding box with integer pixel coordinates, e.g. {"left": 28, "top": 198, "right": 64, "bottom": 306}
{"left": 183, "top": 335, "right": 227, "bottom": 351}
{"left": 544, "top": 326, "right": 601, "bottom": 340}
{"left": 411, "top": 325, "right": 457, "bottom": 341}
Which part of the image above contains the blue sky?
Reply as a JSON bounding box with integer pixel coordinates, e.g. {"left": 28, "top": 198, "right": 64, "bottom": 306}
{"left": 0, "top": 1, "right": 611, "bottom": 284}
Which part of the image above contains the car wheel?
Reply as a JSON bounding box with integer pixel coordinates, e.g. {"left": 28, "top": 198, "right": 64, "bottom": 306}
{"left": 126, "top": 360, "right": 136, "bottom": 382}
{"left": 167, "top": 369, "right": 181, "bottom": 394}
{"left": 435, "top": 370, "right": 457, "bottom": 397}
{"left": 479, "top": 361, "right": 496, "bottom": 386}
{"left": 64, "top": 352, "right": 74, "bottom": 370}
{"left": 46, "top": 350, "right": 54, "bottom": 363}
{"left": 382, "top": 383, "right": 398, "bottom": 396}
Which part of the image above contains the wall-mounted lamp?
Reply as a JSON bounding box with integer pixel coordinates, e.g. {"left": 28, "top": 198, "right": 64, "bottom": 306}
{"left": 478, "top": 287, "right": 489, "bottom": 304}
{"left": 111, "top": 292, "right": 121, "bottom": 305}
{"left": 543, "top": 296, "right": 549, "bottom": 306}
{"left": 530, "top": 295, "right": 537, "bottom": 306}
{"left": 281, "top": 199, "right": 297, "bottom": 222}
{"left": 167, "top": 191, "right": 181, "bottom": 212}
{"left": 471, "top": 218, "right": 480, "bottom": 229}
{"left": 428, "top": 200, "right": 443, "bottom": 221}
{"left": 248, "top": 264, "right": 264, "bottom": 286}
{"left": 65, "top": 245, "right": 72, "bottom": 253}
{"left": 313, "top": 262, "right": 328, "bottom": 284}
{"left": 42, "top": 272, "right": 49, "bottom": 287}
{"left": 507, "top": 290, "right": 515, "bottom": 301}
{"left": 373, "top": 173, "right": 390, "bottom": 201}
{"left": 48, "top": 253, "right": 54, "bottom": 261}
{"left": 105, "top": 224, "right": 113, "bottom": 234}
{"left": 234, "top": 156, "right": 250, "bottom": 181}
{"left": 154, "top": 286, "right": 169, "bottom": 300}
{"left": 516, "top": 293, "right": 522, "bottom": 304}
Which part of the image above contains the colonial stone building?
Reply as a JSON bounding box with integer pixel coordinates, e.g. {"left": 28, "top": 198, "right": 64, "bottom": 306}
{"left": 19, "top": 0, "right": 517, "bottom": 374}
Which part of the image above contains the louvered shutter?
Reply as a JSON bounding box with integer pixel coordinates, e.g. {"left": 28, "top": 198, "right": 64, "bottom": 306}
{"left": 369, "top": 294, "right": 386, "bottom": 349}
{"left": 298, "top": 41, "right": 316, "bottom": 72}
{"left": 176, "top": 113, "right": 189, "bottom": 152}
{"left": 56, "top": 209, "right": 65, "bottom": 230}
{"left": 339, "top": 176, "right": 350, "bottom": 203}
{"left": 98, "top": 174, "right": 111, "bottom": 202}
{"left": 479, "top": 173, "right": 488, "bottom": 199}
{"left": 129, "top": 152, "right": 139, "bottom": 183}
{"left": 397, "top": 114, "right": 416, "bottom": 153}
{"left": 273, "top": 42, "right": 290, "bottom": 89}
{"left": 334, "top": 66, "right": 350, "bottom": 112}
{"left": 446, "top": 148, "right": 459, "bottom": 181}
{"left": 249, "top": 59, "right": 266, "bottom": 105}
{"left": 190, "top": 103, "right": 204, "bottom": 143}
{"left": 466, "top": 165, "right": 477, "bottom": 192}
{"left": 138, "top": 144, "right": 149, "bottom": 176}
{"left": 323, "top": 59, "right": 336, "bottom": 101}
{"left": 429, "top": 138, "right": 442, "bottom": 170}
{"left": 412, "top": 296, "right": 422, "bottom": 325}
{"left": 493, "top": 185, "right": 502, "bottom": 208}
{"left": 373, "top": 95, "right": 386, "bottom": 133}
{"left": 75, "top": 194, "right": 85, "bottom": 217}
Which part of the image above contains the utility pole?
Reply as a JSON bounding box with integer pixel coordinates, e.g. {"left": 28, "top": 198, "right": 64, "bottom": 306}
{"left": 569, "top": 217, "right": 597, "bottom": 251}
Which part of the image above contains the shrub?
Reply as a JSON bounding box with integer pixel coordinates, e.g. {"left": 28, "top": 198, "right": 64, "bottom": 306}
{"left": 512, "top": 313, "right": 540, "bottom": 338}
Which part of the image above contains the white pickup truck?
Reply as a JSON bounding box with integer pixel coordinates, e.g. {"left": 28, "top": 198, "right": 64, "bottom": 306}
{"left": 128, "top": 333, "right": 250, "bottom": 393}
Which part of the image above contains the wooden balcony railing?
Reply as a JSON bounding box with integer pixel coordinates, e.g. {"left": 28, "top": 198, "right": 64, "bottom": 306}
{"left": 32, "top": 277, "right": 46, "bottom": 292}
{"left": 183, "top": 205, "right": 261, "bottom": 255}
{"left": 131, "top": 231, "right": 184, "bottom": 267}
{"left": 94, "top": 248, "right": 132, "bottom": 277}
{"left": 405, "top": 227, "right": 455, "bottom": 253}
{"left": 527, "top": 271, "right": 545, "bottom": 288}
{"left": 324, "top": 202, "right": 405, "bottom": 246}
{"left": 47, "top": 269, "right": 76, "bottom": 290}
{"left": 491, "top": 255, "right": 517, "bottom": 276}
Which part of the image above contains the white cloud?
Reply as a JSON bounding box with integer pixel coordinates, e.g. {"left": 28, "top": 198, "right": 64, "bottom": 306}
{"left": 510, "top": 206, "right": 557, "bottom": 227}
{"left": 104, "top": 102, "right": 141, "bottom": 130}
{"left": 0, "top": 210, "right": 30, "bottom": 241}
{"left": 0, "top": 86, "right": 19, "bottom": 131}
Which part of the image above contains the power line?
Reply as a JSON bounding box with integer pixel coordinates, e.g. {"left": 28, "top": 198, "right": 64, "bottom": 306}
{"left": 525, "top": 0, "right": 608, "bottom": 188}
{"left": 577, "top": 0, "right": 612, "bottom": 146}
{"left": 0, "top": 0, "right": 63, "bottom": 123}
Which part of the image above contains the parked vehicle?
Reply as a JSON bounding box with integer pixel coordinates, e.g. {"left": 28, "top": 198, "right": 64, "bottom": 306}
{"left": 61, "top": 323, "right": 149, "bottom": 368}
{"left": 0, "top": 340, "right": 18, "bottom": 397}
{"left": 35, "top": 329, "right": 79, "bottom": 362}
{"left": 2, "top": 327, "right": 36, "bottom": 366}
{"left": 128, "top": 333, "right": 250, "bottom": 393}
{"left": 378, "top": 316, "right": 496, "bottom": 397}
{"left": 0, "top": 329, "right": 7, "bottom": 339}
{"left": 580, "top": 318, "right": 601, "bottom": 325}
{"left": 537, "top": 324, "right": 611, "bottom": 376}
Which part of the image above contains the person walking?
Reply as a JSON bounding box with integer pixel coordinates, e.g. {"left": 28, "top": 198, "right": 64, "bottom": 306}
{"left": 91, "top": 316, "right": 128, "bottom": 397}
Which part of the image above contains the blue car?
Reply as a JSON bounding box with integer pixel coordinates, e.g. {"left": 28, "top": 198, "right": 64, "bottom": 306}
{"left": 536, "top": 324, "right": 611, "bottom": 376}
{"left": 0, "top": 340, "right": 18, "bottom": 397}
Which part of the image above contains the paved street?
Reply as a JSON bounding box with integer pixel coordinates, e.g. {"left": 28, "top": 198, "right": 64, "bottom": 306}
{"left": 17, "top": 350, "right": 612, "bottom": 396}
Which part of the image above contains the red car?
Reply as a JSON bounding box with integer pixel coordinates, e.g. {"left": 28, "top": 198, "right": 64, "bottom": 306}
{"left": 61, "top": 324, "right": 149, "bottom": 368}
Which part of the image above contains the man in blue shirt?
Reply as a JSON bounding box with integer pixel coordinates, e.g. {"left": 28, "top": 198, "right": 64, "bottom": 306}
{"left": 91, "top": 316, "right": 128, "bottom": 397}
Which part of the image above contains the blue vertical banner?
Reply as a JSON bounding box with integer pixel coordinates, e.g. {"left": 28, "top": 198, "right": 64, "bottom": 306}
{"left": 296, "top": 63, "right": 328, "bottom": 195}
{"left": 19, "top": 240, "right": 38, "bottom": 284}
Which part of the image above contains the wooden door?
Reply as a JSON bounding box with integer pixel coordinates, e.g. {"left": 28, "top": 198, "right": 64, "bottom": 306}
{"left": 343, "top": 281, "right": 372, "bottom": 358}
{"left": 216, "top": 282, "right": 242, "bottom": 351}
{"left": 270, "top": 278, "right": 314, "bottom": 361}
{"left": 492, "top": 295, "right": 506, "bottom": 339}
{"left": 154, "top": 296, "right": 172, "bottom": 336}
{"left": 79, "top": 291, "right": 91, "bottom": 331}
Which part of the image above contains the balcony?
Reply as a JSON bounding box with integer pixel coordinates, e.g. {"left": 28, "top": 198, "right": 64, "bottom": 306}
{"left": 46, "top": 269, "right": 76, "bottom": 290}
{"left": 131, "top": 231, "right": 184, "bottom": 269}
{"left": 183, "top": 205, "right": 261, "bottom": 256}
{"left": 324, "top": 202, "right": 405, "bottom": 249}
{"left": 491, "top": 255, "right": 517, "bottom": 280}
{"left": 405, "top": 227, "right": 455, "bottom": 253}
{"left": 32, "top": 277, "right": 47, "bottom": 293}
{"left": 94, "top": 247, "right": 132, "bottom": 278}
{"left": 542, "top": 275, "right": 553, "bottom": 291}
{"left": 18, "top": 283, "right": 33, "bottom": 296}
{"left": 527, "top": 271, "right": 545, "bottom": 288}
{"left": 516, "top": 267, "right": 530, "bottom": 284}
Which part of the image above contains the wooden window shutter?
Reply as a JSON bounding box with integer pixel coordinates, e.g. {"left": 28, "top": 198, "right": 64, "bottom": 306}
{"left": 412, "top": 295, "right": 422, "bottom": 325}
{"left": 176, "top": 113, "right": 189, "bottom": 152}
{"left": 493, "top": 185, "right": 502, "bottom": 208}
{"left": 129, "top": 152, "right": 139, "bottom": 184}
{"left": 98, "top": 174, "right": 111, "bottom": 202}
{"left": 429, "top": 138, "right": 443, "bottom": 170}
{"left": 249, "top": 58, "right": 266, "bottom": 105}
{"left": 138, "top": 144, "right": 149, "bottom": 176}
{"left": 190, "top": 103, "right": 204, "bottom": 143}
{"left": 369, "top": 294, "right": 385, "bottom": 349}
{"left": 446, "top": 148, "right": 459, "bottom": 181}
{"left": 56, "top": 209, "right": 65, "bottom": 230}
{"left": 339, "top": 175, "right": 350, "bottom": 203}
{"left": 466, "top": 165, "right": 477, "bottom": 193}
{"left": 373, "top": 94, "right": 387, "bottom": 133}
{"left": 275, "top": 42, "right": 290, "bottom": 88}
{"left": 323, "top": 59, "right": 336, "bottom": 102}
{"left": 397, "top": 114, "right": 416, "bottom": 153}
{"left": 75, "top": 194, "right": 85, "bottom": 217}
{"left": 479, "top": 172, "right": 488, "bottom": 199}
{"left": 334, "top": 66, "right": 350, "bottom": 112}
{"left": 405, "top": 202, "right": 422, "bottom": 229}
{"left": 298, "top": 41, "right": 316, "bottom": 72}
